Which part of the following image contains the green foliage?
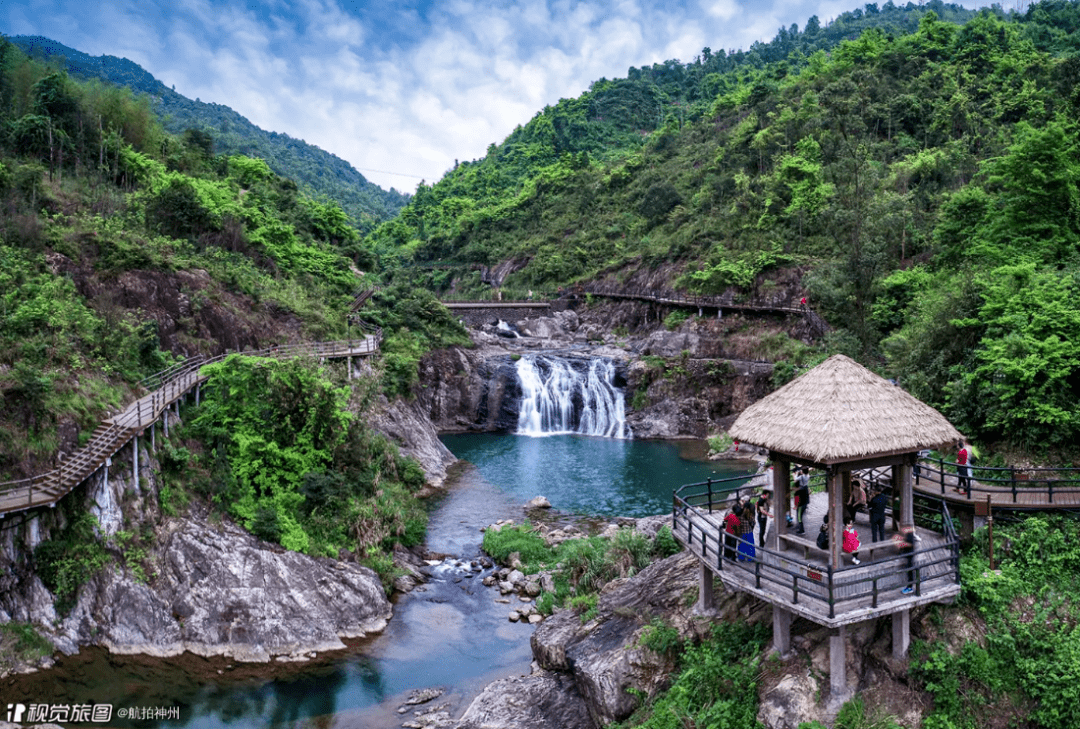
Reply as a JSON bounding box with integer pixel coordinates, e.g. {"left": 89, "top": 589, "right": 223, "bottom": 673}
{"left": 913, "top": 516, "right": 1080, "bottom": 729}
{"left": 0, "top": 622, "right": 53, "bottom": 663}
{"left": 33, "top": 513, "right": 111, "bottom": 615}
{"left": 639, "top": 618, "right": 684, "bottom": 660}
{"left": 614, "top": 622, "right": 769, "bottom": 729}
{"left": 190, "top": 358, "right": 427, "bottom": 561}
{"left": 707, "top": 433, "right": 733, "bottom": 454}
{"left": 663, "top": 310, "right": 690, "bottom": 330}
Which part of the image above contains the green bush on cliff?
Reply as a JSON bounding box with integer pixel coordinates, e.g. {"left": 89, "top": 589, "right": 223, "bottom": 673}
{"left": 615, "top": 621, "right": 770, "bottom": 729}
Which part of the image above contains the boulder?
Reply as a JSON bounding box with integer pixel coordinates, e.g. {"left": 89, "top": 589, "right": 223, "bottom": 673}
{"left": 51, "top": 517, "right": 392, "bottom": 661}
{"left": 455, "top": 670, "right": 595, "bottom": 729}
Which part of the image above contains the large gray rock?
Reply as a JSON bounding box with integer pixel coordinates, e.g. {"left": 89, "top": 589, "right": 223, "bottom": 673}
{"left": 369, "top": 395, "right": 457, "bottom": 489}
{"left": 52, "top": 517, "right": 392, "bottom": 661}
{"left": 455, "top": 669, "right": 595, "bottom": 729}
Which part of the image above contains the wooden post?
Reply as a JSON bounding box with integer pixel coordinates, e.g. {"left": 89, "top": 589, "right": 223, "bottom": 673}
{"left": 830, "top": 469, "right": 844, "bottom": 569}
{"left": 772, "top": 459, "right": 790, "bottom": 550}
{"left": 900, "top": 462, "right": 914, "bottom": 529}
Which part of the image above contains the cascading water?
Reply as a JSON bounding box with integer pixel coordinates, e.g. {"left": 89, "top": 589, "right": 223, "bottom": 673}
{"left": 515, "top": 355, "right": 629, "bottom": 439}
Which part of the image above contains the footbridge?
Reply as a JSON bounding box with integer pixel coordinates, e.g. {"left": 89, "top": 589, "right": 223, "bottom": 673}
{"left": 0, "top": 289, "right": 382, "bottom": 518}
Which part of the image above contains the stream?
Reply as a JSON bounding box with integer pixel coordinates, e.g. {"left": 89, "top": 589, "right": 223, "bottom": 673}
{"left": 5, "top": 437, "right": 754, "bottom": 728}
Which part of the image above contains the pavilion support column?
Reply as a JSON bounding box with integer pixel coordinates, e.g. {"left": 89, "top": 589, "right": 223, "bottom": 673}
{"left": 771, "top": 458, "right": 790, "bottom": 550}
{"left": 899, "top": 462, "right": 914, "bottom": 528}
{"left": 893, "top": 609, "right": 911, "bottom": 660}
{"left": 829, "top": 469, "right": 844, "bottom": 569}
{"left": 696, "top": 564, "right": 714, "bottom": 613}
{"left": 772, "top": 606, "right": 792, "bottom": 658}
{"left": 830, "top": 625, "right": 847, "bottom": 695}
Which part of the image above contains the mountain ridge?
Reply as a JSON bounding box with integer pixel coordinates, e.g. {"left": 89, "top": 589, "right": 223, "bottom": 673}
{"left": 8, "top": 33, "right": 409, "bottom": 231}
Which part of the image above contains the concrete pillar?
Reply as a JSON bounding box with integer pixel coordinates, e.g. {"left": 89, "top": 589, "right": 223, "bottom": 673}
{"left": 697, "top": 564, "right": 714, "bottom": 613}
{"left": 132, "top": 435, "right": 139, "bottom": 494}
{"left": 892, "top": 609, "right": 911, "bottom": 660}
{"left": 830, "top": 626, "right": 847, "bottom": 695}
{"left": 196, "top": 384, "right": 200, "bottom": 406}
{"left": 347, "top": 356, "right": 353, "bottom": 380}
{"left": 717, "top": 308, "right": 722, "bottom": 320}
{"left": 150, "top": 420, "right": 155, "bottom": 452}
{"left": 772, "top": 606, "right": 792, "bottom": 657}
{"left": 163, "top": 409, "right": 169, "bottom": 438}
{"left": 103, "top": 457, "right": 111, "bottom": 493}
{"left": 771, "top": 459, "right": 790, "bottom": 549}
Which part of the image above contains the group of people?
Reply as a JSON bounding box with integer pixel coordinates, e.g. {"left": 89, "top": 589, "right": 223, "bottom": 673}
{"left": 720, "top": 467, "right": 919, "bottom": 594}
{"left": 722, "top": 490, "right": 774, "bottom": 562}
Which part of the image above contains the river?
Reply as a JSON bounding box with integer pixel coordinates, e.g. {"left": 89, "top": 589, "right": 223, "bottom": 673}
{"left": 6, "top": 436, "right": 754, "bottom": 728}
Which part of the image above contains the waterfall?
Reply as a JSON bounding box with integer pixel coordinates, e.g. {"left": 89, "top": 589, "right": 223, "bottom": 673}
{"left": 515, "top": 355, "right": 629, "bottom": 439}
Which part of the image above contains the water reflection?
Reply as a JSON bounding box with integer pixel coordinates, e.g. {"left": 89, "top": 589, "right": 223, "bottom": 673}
{"left": 441, "top": 434, "right": 754, "bottom": 517}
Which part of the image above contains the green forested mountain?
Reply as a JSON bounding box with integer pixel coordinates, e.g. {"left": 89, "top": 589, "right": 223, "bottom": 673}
{"left": 373, "top": 0, "right": 1080, "bottom": 456}
{"left": 7, "top": 34, "right": 409, "bottom": 231}
{"left": 0, "top": 37, "right": 469, "bottom": 575}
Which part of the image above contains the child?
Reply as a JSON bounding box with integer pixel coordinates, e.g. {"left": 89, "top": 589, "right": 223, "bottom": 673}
{"left": 842, "top": 518, "right": 861, "bottom": 565}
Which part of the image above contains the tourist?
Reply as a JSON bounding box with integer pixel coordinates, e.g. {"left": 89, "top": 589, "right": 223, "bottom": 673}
{"left": 869, "top": 485, "right": 889, "bottom": 543}
{"left": 738, "top": 496, "right": 756, "bottom": 561}
{"left": 723, "top": 504, "right": 741, "bottom": 561}
{"left": 897, "top": 525, "right": 917, "bottom": 594}
{"left": 794, "top": 468, "right": 810, "bottom": 534}
{"left": 816, "top": 520, "right": 829, "bottom": 551}
{"left": 955, "top": 440, "right": 971, "bottom": 495}
{"left": 756, "top": 491, "right": 771, "bottom": 547}
{"left": 842, "top": 518, "right": 861, "bottom": 565}
{"left": 846, "top": 477, "right": 867, "bottom": 522}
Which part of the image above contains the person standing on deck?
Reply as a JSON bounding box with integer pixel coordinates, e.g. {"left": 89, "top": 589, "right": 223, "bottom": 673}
{"left": 794, "top": 468, "right": 810, "bottom": 534}
{"left": 846, "top": 477, "right": 868, "bottom": 523}
{"left": 955, "top": 440, "right": 971, "bottom": 495}
{"left": 756, "top": 491, "right": 771, "bottom": 547}
{"left": 897, "top": 524, "right": 917, "bottom": 594}
{"left": 723, "top": 504, "right": 741, "bottom": 561}
{"left": 738, "top": 496, "right": 756, "bottom": 561}
{"left": 868, "top": 485, "right": 888, "bottom": 543}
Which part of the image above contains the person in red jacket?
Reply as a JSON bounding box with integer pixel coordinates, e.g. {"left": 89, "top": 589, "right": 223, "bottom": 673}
{"left": 842, "top": 518, "right": 862, "bottom": 566}
{"left": 955, "top": 440, "right": 971, "bottom": 495}
{"left": 723, "top": 504, "right": 741, "bottom": 561}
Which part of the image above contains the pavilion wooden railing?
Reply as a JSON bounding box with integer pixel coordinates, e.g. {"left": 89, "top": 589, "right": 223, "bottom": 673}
{"left": 673, "top": 476, "right": 961, "bottom": 620}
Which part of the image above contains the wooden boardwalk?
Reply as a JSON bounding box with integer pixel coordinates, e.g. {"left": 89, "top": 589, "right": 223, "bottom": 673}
{"left": 0, "top": 336, "right": 379, "bottom": 517}
{"left": 911, "top": 460, "right": 1080, "bottom": 510}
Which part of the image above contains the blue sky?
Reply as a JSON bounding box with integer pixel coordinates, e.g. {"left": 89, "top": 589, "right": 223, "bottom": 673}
{"left": 3, "top": 0, "right": 996, "bottom": 193}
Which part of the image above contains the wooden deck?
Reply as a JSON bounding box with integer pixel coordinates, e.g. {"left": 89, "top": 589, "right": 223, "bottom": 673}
{"left": 0, "top": 336, "right": 380, "bottom": 517}
{"left": 673, "top": 485, "right": 961, "bottom": 628}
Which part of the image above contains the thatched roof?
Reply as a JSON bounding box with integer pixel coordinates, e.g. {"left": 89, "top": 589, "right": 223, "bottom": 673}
{"left": 729, "top": 355, "right": 962, "bottom": 465}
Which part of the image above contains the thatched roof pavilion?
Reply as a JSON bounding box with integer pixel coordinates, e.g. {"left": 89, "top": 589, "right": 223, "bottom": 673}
{"left": 730, "top": 354, "right": 963, "bottom": 568}
{"left": 731, "top": 354, "right": 962, "bottom": 466}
